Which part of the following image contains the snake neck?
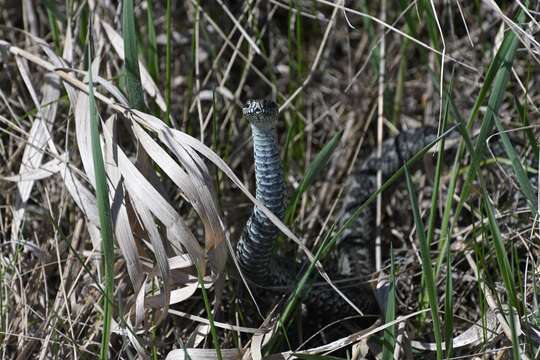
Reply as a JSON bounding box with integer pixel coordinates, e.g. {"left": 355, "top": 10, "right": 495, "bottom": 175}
{"left": 236, "top": 124, "right": 286, "bottom": 285}
{"left": 252, "top": 125, "right": 285, "bottom": 220}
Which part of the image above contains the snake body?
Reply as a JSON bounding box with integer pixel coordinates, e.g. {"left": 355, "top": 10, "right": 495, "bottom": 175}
{"left": 236, "top": 99, "right": 437, "bottom": 322}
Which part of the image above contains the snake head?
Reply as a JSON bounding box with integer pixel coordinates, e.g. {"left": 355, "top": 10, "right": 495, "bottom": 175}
{"left": 243, "top": 99, "right": 278, "bottom": 129}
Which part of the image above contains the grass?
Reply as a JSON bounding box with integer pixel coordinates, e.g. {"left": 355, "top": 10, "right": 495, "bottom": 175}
{"left": 405, "top": 166, "right": 443, "bottom": 359}
{"left": 0, "top": 1, "right": 539, "bottom": 359}
{"left": 382, "top": 248, "right": 396, "bottom": 360}
{"left": 78, "top": 25, "right": 115, "bottom": 358}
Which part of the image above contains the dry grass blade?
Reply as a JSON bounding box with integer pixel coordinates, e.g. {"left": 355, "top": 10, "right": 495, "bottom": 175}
{"left": 130, "top": 198, "right": 170, "bottom": 310}
{"left": 131, "top": 121, "right": 223, "bottom": 249}
{"left": 10, "top": 61, "right": 60, "bottom": 244}
{"left": 168, "top": 308, "right": 259, "bottom": 333}
{"left": 166, "top": 348, "right": 242, "bottom": 360}
{"left": 410, "top": 311, "right": 499, "bottom": 351}
{"left": 130, "top": 121, "right": 227, "bottom": 275}
{"left": 146, "top": 282, "right": 199, "bottom": 307}
{"left": 58, "top": 163, "right": 100, "bottom": 227}
{"left": 2, "top": 156, "right": 65, "bottom": 182}
{"left": 114, "top": 137, "right": 204, "bottom": 259}
{"left": 74, "top": 57, "right": 101, "bottom": 187}
{"left": 103, "top": 116, "right": 144, "bottom": 292}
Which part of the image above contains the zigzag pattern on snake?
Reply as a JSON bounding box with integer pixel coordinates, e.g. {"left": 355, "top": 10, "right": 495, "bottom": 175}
{"left": 235, "top": 99, "right": 438, "bottom": 323}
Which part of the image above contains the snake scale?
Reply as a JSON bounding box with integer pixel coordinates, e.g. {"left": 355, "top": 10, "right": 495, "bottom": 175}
{"left": 236, "top": 99, "right": 438, "bottom": 324}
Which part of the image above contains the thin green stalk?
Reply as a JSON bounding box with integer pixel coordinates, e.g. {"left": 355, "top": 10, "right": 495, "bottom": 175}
{"left": 359, "top": 0, "right": 380, "bottom": 73}
{"left": 87, "top": 37, "right": 114, "bottom": 360}
{"left": 265, "top": 229, "right": 334, "bottom": 354}
{"left": 481, "top": 194, "right": 520, "bottom": 358}
{"left": 78, "top": 4, "right": 89, "bottom": 47}
{"left": 283, "top": 0, "right": 305, "bottom": 168}
{"left": 44, "top": 0, "right": 61, "bottom": 52}
{"left": 418, "top": 0, "right": 441, "bottom": 55}
{"left": 196, "top": 262, "right": 223, "bottom": 360}
{"left": 514, "top": 95, "right": 539, "bottom": 162}
{"left": 492, "top": 112, "right": 537, "bottom": 214}
{"left": 419, "top": 74, "right": 452, "bottom": 319}
{"left": 285, "top": 131, "right": 343, "bottom": 225}
{"left": 444, "top": 247, "right": 453, "bottom": 359}
{"left": 405, "top": 167, "right": 442, "bottom": 360}
{"left": 397, "top": 0, "right": 418, "bottom": 36}
{"left": 146, "top": 0, "right": 159, "bottom": 81}
{"left": 382, "top": 248, "right": 396, "bottom": 360}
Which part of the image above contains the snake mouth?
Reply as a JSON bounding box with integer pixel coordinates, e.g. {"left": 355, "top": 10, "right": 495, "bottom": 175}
{"left": 243, "top": 99, "right": 278, "bottom": 127}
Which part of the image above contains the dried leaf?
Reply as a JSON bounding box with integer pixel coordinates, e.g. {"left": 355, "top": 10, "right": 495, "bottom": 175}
{"left": 166, "top": 348, "right": 242, "bottom": 360}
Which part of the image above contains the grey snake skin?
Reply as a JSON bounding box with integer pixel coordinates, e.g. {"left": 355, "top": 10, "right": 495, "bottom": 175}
{"left": 236, "top": 99, "right": 438, "bottom": 323}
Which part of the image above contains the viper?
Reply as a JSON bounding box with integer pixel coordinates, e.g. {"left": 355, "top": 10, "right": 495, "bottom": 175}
{"left": 236, "top": 99, "right": 438, "bottom": 325}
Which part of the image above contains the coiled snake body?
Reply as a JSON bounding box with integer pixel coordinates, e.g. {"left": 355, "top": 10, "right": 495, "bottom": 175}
{"left": 236, "top": 99, "right": 437, "bottom": 323}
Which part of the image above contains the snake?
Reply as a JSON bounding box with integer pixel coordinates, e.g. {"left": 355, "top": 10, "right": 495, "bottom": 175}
{"left": 235, "top": 99, "right": 438, "bottom": 324}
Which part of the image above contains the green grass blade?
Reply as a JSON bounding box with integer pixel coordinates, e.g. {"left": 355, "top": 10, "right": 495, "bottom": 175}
{"left": 78, "top": 4, "right": 89, "bottom": 47}
{"left": 277, "top": 230, "right": 331, "bottom": 333}
{"left": 418, "top": 0, "right": 441, "bottom": 51}
{"left": 264, "top": 221, "right": 341, "bottom": 354}
{"left": 404, "top": 167, "right": 442, "bottom": 359}
{"left": 122, "top": 0, "right": 146, "bottom": 111}
{"left": 397, "top": 0, "right": 418, "bottom": 36}
{"left": 382, "top": 248, "right": 396, "bottom": 360}
{"left": 282, "top": 121, "right": 294, "bottom": 175}
{"left": 450, "top": 5, "right": 526, "bottom": 235}
{"left": 419, "top": 79, "right": 451, "bottom": 320}
{"left": 43, "top": 0, "right": 61, "bottom": 51}
{"left": 427, "top": 84, "right": 450, "bottom": 250}
{"left": 196, "top": 262, "right": 223, "bottom": 360}
{"left": 481, "top": 194, "right": 520, "bottom": 358}
{"left": 358, "top": 0, "right": 380, "bottom": 73}
{"left": 492, "top": 114, "right": 537, "bottom": 214}
{"left": 514, "top": 95, "right": 539, "bottom": 162}
{"left": 444, "top": 246, "right": 453, "bottom": 359}
{"left": 145, "top": 0, "right": 159, "bottom": 81}
{"left": 285, "top": 131, "right": 343, "bottom": 224}
{"left": 87, "top": 37, "right": 114, "bottom": 360}
{"left": 458, "top": 124, "right": 521, "bottom": 357}
{"left": 436, "top": 5, "right": 526, "bottom": 278}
